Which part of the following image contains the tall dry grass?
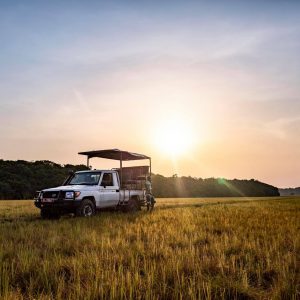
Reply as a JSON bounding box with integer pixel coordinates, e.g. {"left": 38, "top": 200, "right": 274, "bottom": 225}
{"left": 0, "top": 197, "right": 299, "bottom": 299}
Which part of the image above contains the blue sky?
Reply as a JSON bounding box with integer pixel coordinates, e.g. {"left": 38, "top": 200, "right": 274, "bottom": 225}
{"left": 0, "top": 0, "right": 300, "bottom": 187}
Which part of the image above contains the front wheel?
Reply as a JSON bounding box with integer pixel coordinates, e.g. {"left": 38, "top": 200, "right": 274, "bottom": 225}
{"left": 75, "top": 199, "right": 96, "bottom": 217}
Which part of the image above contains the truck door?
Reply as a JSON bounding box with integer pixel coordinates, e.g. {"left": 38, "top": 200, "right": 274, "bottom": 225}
{"left": 99, "top": 172, "right": 119, "bottom": 207}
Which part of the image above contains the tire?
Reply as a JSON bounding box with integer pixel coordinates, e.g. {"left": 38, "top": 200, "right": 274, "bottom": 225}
{"left": 126, "top": 197, "right": 140, "bottom": 212}
{"left": 75, "top": 199, "right": 95, "bottom": 217}
{"left": 41, "top": 209, "right": 61, "bottom": 220}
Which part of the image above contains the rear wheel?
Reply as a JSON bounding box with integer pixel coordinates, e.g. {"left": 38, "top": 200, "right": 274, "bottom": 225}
{"left": 126, "top": 197, "right": 141, "bottom": 212}
{"left": 76, "top": 199, "right": 95, "bottom": 217}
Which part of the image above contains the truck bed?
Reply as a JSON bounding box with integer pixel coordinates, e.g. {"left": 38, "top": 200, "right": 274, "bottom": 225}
{"left": 118, "top": 189, "right": 146, "bottom": 205}
{"left": 114, "top": 166, "right": 149, "bottom": 189}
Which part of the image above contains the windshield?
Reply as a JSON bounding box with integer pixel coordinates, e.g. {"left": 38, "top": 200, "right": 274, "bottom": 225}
{"left": 67, "top": 172, "right": 102, "bottom": 185}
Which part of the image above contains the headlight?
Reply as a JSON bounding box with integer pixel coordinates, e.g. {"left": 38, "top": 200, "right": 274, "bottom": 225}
{"left": 75, "top": 191, "right": 81, "bottom": 198}
{"left": 65, "top": 192, "right": 74, "bottom": 199}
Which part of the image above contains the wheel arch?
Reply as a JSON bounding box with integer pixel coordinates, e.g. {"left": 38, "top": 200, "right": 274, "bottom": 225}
{"left": 81, "top": 196, "right": 96, "bottom": 207}
{"left": 130, "top": 195, "right": 140, "bottom": 201}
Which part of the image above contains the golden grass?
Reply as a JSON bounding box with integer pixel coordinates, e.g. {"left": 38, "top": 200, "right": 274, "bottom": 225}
{"left": 0, "top": 197, "right": 299, "bottom": 299}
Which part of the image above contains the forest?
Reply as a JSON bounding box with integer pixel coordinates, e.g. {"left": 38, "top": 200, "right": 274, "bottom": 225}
{"left": 0, "top": 159, "right": 279, "bottom": 199}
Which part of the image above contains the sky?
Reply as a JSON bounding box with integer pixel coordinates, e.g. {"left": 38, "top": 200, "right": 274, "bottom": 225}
{"left": 0, "top": 0, "right": 300, "bottom": 188}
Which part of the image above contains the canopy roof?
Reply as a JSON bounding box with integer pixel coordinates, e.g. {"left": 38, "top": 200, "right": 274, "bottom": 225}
{"left": 78, "top": 149, "right": 150, "bottom": 161}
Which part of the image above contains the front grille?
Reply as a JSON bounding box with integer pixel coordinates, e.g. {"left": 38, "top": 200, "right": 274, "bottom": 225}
{"left": 42, "top": 191, "right": 60, "bottom": 199}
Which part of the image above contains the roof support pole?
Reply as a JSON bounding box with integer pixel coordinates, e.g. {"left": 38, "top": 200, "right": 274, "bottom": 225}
{"left": 120, "top": 152, "right": 123, "bottom": 188}
{"left": 149, "top": 158, "right": 152, "bottom": 178}
{"left": 87, "top": 157, "right": 90, "bottom": 169}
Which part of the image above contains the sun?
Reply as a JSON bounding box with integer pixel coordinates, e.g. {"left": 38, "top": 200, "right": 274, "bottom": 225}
{"left": 153, "top": 118, "right": 195, "bottom": 157}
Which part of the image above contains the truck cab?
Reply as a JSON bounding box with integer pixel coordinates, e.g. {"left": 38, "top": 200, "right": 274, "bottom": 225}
{"left": 34, "top": 149, "right": 152, "bottom": 219}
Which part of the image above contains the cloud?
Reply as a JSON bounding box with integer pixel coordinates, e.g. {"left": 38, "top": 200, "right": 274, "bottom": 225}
{"left": 264, "top": 117, "right": 300, "bottom": 140}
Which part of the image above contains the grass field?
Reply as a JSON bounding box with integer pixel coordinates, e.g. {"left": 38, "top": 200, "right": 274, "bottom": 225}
{"left": 0, "top": 197, "right": 299, "bottom": 299}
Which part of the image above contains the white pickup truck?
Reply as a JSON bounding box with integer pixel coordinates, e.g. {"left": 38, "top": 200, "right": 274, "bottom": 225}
{"left": 34, "top": 149, "right": 154, "bottom": 219}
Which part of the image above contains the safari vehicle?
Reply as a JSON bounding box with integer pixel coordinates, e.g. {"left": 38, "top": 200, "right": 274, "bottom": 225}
{"left": 34, "top": 149, "right": 153, "bottom": 219}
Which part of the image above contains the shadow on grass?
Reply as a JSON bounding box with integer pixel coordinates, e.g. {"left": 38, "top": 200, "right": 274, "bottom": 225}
{"left": 0, "top": 208, "right": 142, "bottom": 224}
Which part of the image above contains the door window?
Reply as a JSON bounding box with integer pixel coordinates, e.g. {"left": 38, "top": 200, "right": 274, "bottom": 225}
{"left": 112, "top": 172, "right": 118, "bottom": 187}
{"left": 101, "top": 173, "right": 113, "bottom": 187}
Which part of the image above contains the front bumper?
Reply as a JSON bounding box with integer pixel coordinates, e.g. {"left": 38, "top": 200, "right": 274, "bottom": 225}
{"left": 34, "top": 199, "right": 81, "bottom": 213}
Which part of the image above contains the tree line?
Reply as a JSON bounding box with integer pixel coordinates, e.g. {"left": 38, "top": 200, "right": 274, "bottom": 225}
{"left": 0, "top": 159, "right": 279, "bottom": 199}
{"left": 279, "top": 187, "right": 300, "bottom": 196}
{"left": 152, "top": 174, "right": 279, "bottom": 197}
{"left": 0, "top": 160, "right": 87, "bottom": 199}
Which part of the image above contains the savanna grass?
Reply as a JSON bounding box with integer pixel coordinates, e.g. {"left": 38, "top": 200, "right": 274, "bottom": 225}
{"left": 0, "top": 197, "right": 299, "bottom": 299}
